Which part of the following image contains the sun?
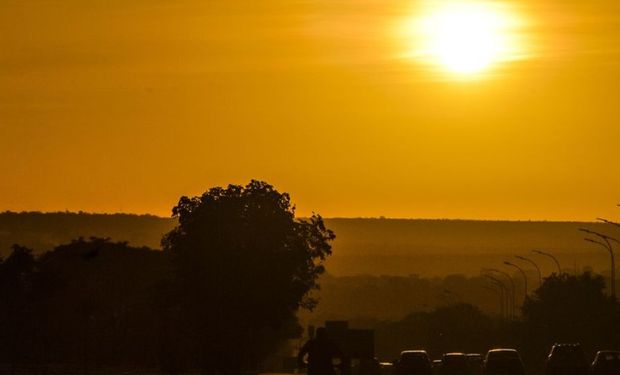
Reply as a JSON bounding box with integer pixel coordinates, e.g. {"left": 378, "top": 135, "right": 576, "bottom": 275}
{"left": 408, "top": 1, "right": 524, "bottom": 76}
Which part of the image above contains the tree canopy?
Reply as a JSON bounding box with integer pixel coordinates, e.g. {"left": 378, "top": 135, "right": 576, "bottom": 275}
{"left": 522, "top": 272, "right": 618, "bottom": 345}
{"left": 162, "top": 180, "right": 335, "bottom": 374}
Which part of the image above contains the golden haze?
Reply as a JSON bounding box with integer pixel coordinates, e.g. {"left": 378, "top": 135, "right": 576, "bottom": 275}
{"left": 1, "top": 0, "right": 620, "bottom": 220}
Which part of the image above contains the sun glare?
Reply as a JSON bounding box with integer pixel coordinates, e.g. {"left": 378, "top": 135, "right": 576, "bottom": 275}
{"left": 407, "top": 1, "right": 525, "bottom": 77}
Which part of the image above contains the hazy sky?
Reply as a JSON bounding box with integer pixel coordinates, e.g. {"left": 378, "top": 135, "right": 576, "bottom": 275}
{"left": 2, "top": 0, "right": 620, "bottom": 220}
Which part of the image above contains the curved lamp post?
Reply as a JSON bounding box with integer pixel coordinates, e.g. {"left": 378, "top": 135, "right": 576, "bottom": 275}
{"left": 486, "top": 268, "right": 516, "bottom": 320}
{"left": 588, "top": 223, "right": 620, "bottom": 301}
{"left": 580, "top": 228, "right": 617, "bottom": 301}
{"left": 516, "top": 255, "right": 542, "bottom": 288}
{"left": 504, "top": 261, "right": 528, "bottom": 304}
{"left": 532, "top": 249, "right": 562, "bottom": 275}
{"left": 597, "top": 217, "right": 620, "bottom": 229}
{"left": 580, "top": 228, "right": 618, "bottom": 300}
{"left": 483, "top": 274, "right": 506, "bottom": 319}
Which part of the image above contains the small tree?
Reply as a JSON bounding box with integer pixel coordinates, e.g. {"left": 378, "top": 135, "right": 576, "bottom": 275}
{"left": 522, "top": 272, "right": 619, "bottom": 350}
{"left": 162, "top": 180, "right": 335, "bottom": 375}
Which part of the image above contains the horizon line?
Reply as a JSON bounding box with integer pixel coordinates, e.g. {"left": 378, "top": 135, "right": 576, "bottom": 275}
{"left": 0, "top": 209, "right": 602, "bottom": 224}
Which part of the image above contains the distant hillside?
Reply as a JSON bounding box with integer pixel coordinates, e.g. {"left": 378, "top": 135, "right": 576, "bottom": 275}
{"left": 0, "top": 212, "right": 175, "bottom": 251}
{"left": 0, "top": 212, "right": 614, "bottom": 276}
{"left": 325, "top": 218, "right": 612, "bottom": 276}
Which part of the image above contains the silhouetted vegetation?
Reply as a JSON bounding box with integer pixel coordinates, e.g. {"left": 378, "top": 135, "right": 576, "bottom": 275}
{"left": 519, "top": 272, "right": 620, "bottom": 372}
{"left": 1, "top": 192, "right": 619, "bottom": 375}
{"left": 1, "top": 243, "right": 618, "bottom": 373}
{"left": 0, "top": 181, "right": 335, "bottom": 374}
{"left": 0, "top": 238, "right": 169, "bottom": 373}
{"left": 160, "top": 180, "right": 335, "bottom": 375}
{"left": 0, "top": 211, "right": 174, "bottom": 252}
{"left": 301, "top": 271, "right": 620, "bottom": 324}
{"left": 343, "top": 273, "right": 620, "bottom": 375}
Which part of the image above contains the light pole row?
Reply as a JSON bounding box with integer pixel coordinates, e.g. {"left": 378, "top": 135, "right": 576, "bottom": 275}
{"left": 532, "top": 249, "right": 562, "bottom": 275}
{"left": 515, "top": 255, "right": 542, "bottom": 288}
{"left": 589, "top": 210, "right": 620, "bottom": 301}
{"left": 482, "top": 268, "right": 516, "bottom": 320}
{"left": 483, "top": 274, "right": 507, "bottom": 319}
{"left": 481, "top": 208, "right": 620, "bottom": 319}
{"left": 482, "top": 249, "right": 564, "bottom": 319}
{"left": 580, "top": 227, "right": 619, "bottom": 300}
{"left": 504, "top": 261, "right": 528, "bottom": 299}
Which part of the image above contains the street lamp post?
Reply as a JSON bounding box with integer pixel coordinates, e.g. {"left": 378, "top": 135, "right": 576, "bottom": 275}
{"left": 532, "top": 249, "right": 562, "bottom": 275}
{"left": 516, "top": 255, "right": 542, "bottom": 288}
{"left": 597, "top": 217, "right": 620, "bottom": 229}
{"left": 484, "top": 274, "right": 506, "bottom": 319}
{"left": 580, "top": 228, "right": 617, "bottom": 301}
{"left": 487, "top": 268, "right": 516, "bottom": 319}
{"left": 504, "top": 261, "right": 528, "bottom": 304}
{"left": 584, "top": 238, "right": 614, "bottom": 298}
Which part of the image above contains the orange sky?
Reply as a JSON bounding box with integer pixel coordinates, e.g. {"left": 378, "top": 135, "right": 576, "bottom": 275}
{"left": 1, "top": 0, "right": 619, "bottom": 221}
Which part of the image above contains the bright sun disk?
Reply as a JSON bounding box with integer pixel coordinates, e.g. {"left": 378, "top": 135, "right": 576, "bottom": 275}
{"left": 410, "top": 1, "right": 523, "bottom": 76}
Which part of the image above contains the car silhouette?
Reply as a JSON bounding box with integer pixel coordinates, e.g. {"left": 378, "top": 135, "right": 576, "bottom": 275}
{"left": 590, "top": 350, "right": 620, "bottom": 375}
{"left": 394, "top": 350, "right": 433, "bottom": 375}
{"left": 483, "top": 349, "right": 525, "bottom": 375}
{"left": 545, "top": 343, "right": 588, "bottom": 375}
{"left": 466, "top": 354, "right": 483, "bottom": 375}
{"left": 380, "top": 361, "right": 395, "bottom": 375}
{"left": 432, "top": 359, "right": 444, "bottom": 375}
{"left": 441, "top": 353, "right": 471, "bottom": 375}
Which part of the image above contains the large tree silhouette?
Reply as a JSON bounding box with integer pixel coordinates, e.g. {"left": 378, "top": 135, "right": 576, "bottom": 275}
{"left": 522, "top": 272, "right": 619, "bottom": 358}
{"left": 162, "top": 180, "right": 335, "bottom": 375}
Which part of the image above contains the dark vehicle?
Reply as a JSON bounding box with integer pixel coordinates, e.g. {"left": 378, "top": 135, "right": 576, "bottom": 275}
{"left": 442, "top": 353, "right": 471, "bottom": 375}
{"left": 467, "top": 354, "right": 483, "bottom": 375}
{"left": 545, "top": 343, "right": 588, "bottom": 375}
{"left": 483, "top": 349, "right": 525, "bottom": 375}
{"left": 380, "top": 362, "right": 395, "bottom": 375}
{"left": 591, "top": 351, "right": 620, "bottom": 375}
{"left": 432, "top": 360, "right": 443, "bottom": 375}
{"left": 395, "top": 350, "right": 433, "bottom": 375}
{"left": 358, "top": 358, "right": 382, "bottom": 375}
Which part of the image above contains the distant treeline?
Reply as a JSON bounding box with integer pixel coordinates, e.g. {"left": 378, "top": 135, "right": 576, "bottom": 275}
{"left": 0, "top": 237, "right": 313, "bottom": 374}
{"left": 0, "top": 181, "right": 335, "bottom": 374}
{"left": 0, "top": 212, "right": 612, "bottom": 276}
{"left": 0, "top": 239, "right": 171, "bottom": 371}
{"left": 0, "top": 211, "right": 175, "bottom": 251}
{"left": 302, "top": 271, "right": 620, "bottom": 322}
